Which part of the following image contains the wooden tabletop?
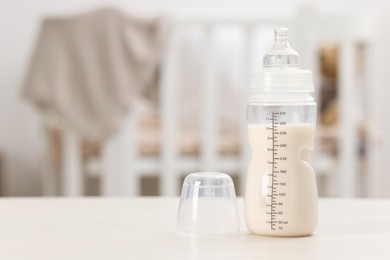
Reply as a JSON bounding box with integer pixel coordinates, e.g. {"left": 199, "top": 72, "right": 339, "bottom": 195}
{"left": 0, "top": 198, "right": 389, "bottom": 259}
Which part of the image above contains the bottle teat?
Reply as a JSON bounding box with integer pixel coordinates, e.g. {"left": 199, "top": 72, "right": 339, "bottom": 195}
{"left": 263, "top": 28, "right": 300, "bottom": 68}
{"left": 250, "top": 27, "right": 314, "bottom": 94}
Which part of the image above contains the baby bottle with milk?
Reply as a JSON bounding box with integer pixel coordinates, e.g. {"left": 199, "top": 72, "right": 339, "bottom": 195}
{"left": 244, "top": 28, "right": 318, "bottom": 236}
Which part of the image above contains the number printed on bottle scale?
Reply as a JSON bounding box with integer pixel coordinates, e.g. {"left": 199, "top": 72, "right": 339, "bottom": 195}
{"left": 265, "top": 112, "right": 289, "bottom": 231}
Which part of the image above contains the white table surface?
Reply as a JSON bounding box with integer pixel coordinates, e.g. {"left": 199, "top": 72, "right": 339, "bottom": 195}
{"left": 0, "top": 198, "right": 389, "bottom": 259}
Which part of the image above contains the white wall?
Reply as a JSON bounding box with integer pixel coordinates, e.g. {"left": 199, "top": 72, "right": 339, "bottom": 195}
{"left": 369, "top": 9, "right": 390, "bottom": 197}
{"left": 0, "top": 0, "right": 387, "bottom": 196}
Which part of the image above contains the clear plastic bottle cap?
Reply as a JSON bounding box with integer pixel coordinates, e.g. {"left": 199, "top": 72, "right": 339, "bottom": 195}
{"left": 176, "top": 172, "right": 240, "bottom": 237}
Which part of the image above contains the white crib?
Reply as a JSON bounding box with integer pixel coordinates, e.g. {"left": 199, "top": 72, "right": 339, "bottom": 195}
{"left": 42, "top": 9, "right": 375, "bottom": 197}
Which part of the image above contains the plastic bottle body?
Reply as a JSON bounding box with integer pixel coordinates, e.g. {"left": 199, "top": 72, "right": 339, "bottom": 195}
{"left": 244, "top": 94, "right": 318, "bottom": 236}
{"left": 244, "top": 28, "right": 318, "bottom": 236}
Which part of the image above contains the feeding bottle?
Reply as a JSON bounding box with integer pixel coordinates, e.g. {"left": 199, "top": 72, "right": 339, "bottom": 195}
{"left": 244, "top": 28, "right": 318, "bottom": 236}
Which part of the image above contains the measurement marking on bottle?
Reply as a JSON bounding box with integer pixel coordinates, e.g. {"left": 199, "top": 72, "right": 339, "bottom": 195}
{"left": 270, "top": 112, "right": 276, "bottom": 230}
{"left": 268, "top": 111, "right": 288, "bottom": 231}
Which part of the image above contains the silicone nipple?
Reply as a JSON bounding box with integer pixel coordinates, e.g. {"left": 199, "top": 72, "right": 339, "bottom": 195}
{"left": 263, "top": 28, "right": 301, "bottom": 68}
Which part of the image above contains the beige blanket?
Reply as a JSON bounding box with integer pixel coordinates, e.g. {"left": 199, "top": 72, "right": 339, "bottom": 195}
{"left": 23, "top": 8, "right": 170, "bottom": 141}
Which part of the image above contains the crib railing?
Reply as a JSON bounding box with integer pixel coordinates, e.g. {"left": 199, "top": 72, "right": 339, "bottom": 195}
{"left": 99, "top": 16, "right": 290, "bottom": 197}
{"left": 43, "top": 11, "right": 369, "bottom": 197}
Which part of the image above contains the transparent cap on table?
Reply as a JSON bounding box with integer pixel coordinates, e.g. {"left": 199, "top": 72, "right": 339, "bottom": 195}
{"left": 176, "top": 172, "right": 240, "bottom": 237}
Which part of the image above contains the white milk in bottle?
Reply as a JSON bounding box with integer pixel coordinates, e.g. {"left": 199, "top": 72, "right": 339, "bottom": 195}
{"left": 244, "top": 28, "right": 318, "bottom": 236}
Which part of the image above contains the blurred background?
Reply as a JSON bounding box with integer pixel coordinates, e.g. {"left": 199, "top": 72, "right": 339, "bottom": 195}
{"left": 0, "top": 0, "right": 389, "bottom": 197}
